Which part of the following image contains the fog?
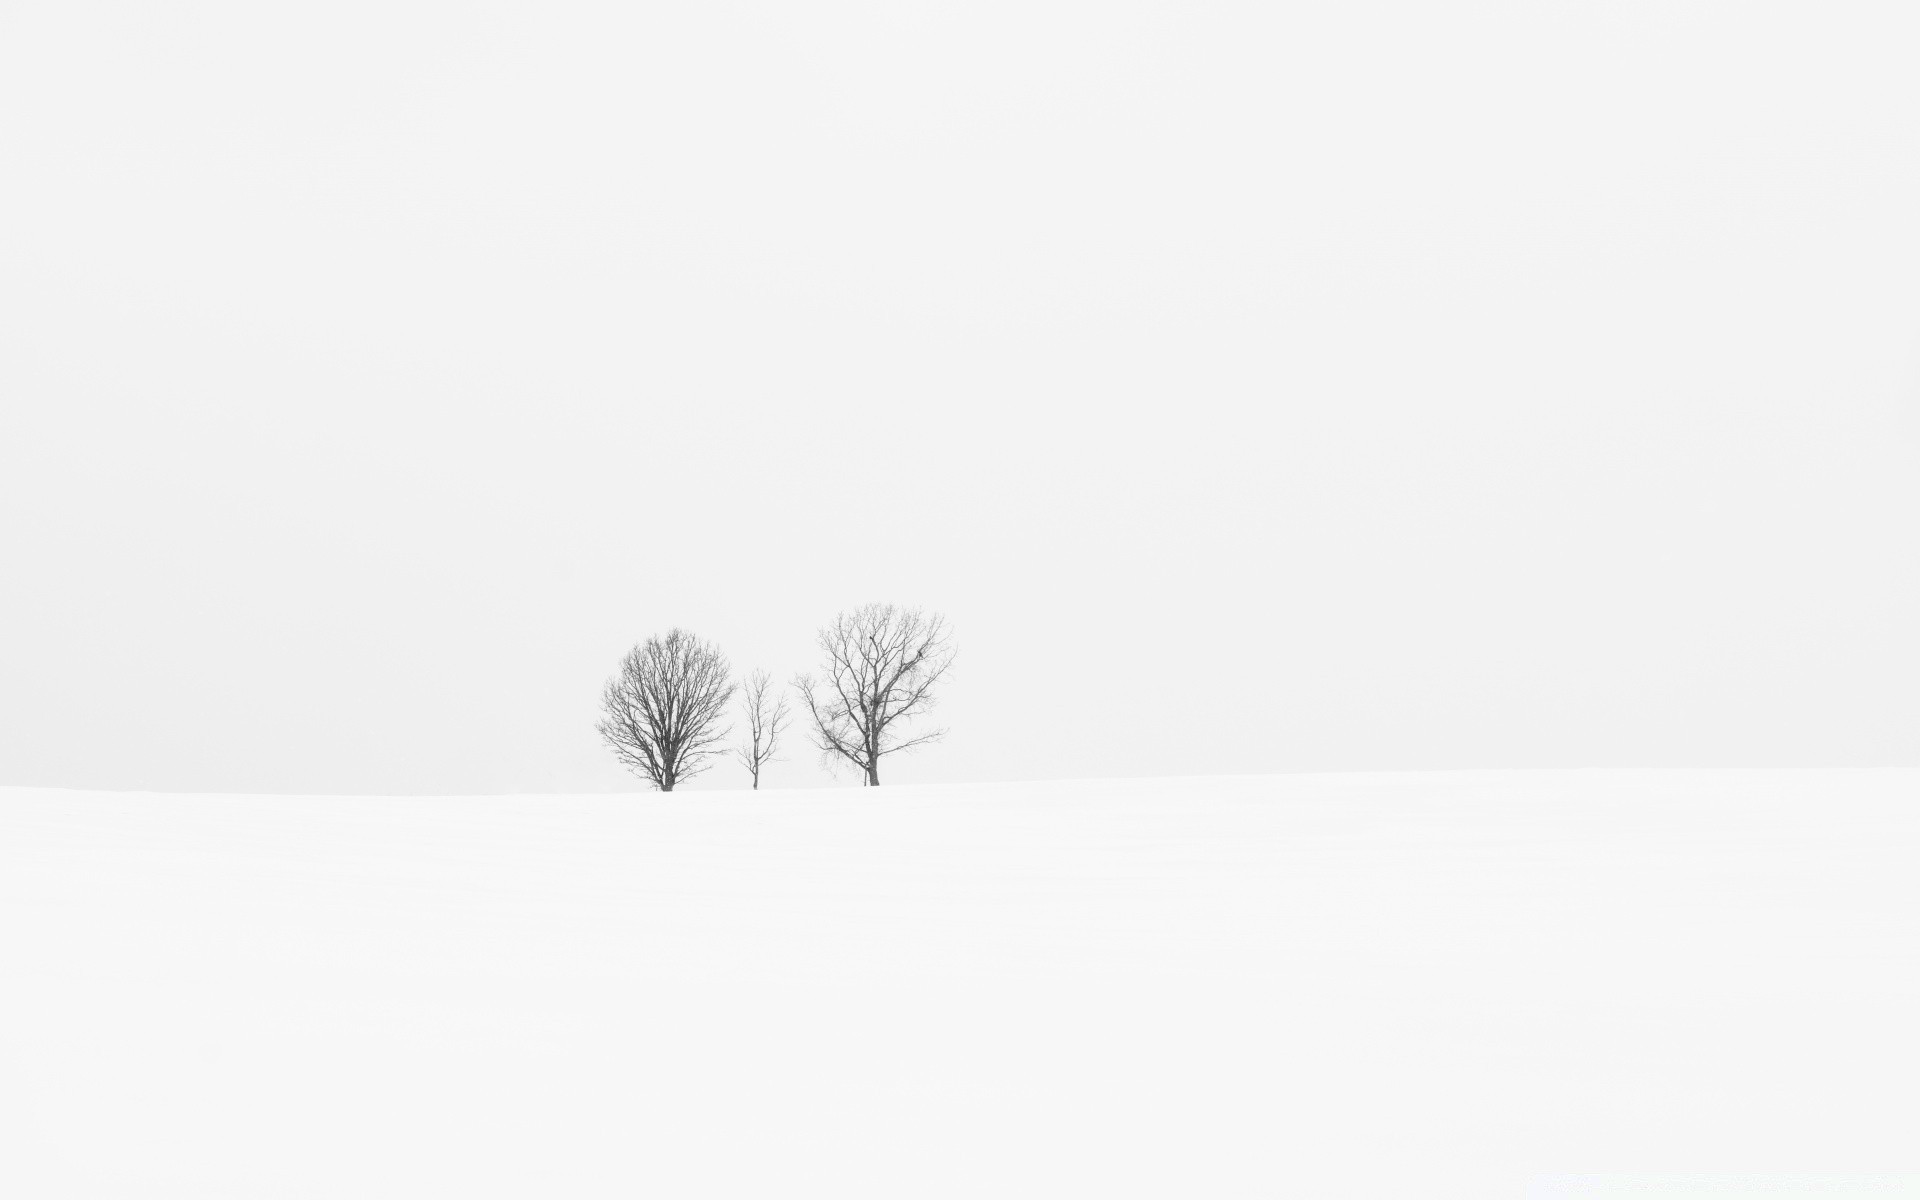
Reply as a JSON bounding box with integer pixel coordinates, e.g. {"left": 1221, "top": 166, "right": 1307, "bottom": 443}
{"left": 4, "top": 0, "right": 1917, "bottom": 791}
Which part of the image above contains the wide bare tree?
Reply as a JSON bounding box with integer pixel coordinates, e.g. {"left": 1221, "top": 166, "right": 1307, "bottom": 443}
{"left": 733, "top": 668, "right": 790, "bottom": 790}
{"left": 597, "top": 629, "right": 734, "bottom": 792}
{"left": 794, "top": 604, "right": 955, "bottom": 786}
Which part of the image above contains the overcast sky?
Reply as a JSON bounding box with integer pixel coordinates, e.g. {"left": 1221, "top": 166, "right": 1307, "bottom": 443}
{"left": 4, "top": 0, "right": 1918, "bottom": 792}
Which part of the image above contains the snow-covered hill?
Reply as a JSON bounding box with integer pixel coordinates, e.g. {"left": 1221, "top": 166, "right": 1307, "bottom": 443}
{"left": 3, "top": 772, "right": 1916, "bottom": 1198}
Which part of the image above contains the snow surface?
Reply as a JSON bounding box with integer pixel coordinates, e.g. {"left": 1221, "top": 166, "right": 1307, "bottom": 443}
{"left": 3, "top": 771, "right": 1916, "bottom": 1198}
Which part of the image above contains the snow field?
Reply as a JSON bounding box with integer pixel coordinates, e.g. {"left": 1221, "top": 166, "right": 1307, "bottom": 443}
{"left": 3, "top": 771, "right": 1916, "bottom": 1198}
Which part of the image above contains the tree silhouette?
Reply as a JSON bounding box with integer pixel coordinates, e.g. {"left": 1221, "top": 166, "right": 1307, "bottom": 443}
{"left": 597, "top": 629, "right": 734, "bottom": 792}
{"left": 795, "top": 604, "right": 954, "bottom": 786}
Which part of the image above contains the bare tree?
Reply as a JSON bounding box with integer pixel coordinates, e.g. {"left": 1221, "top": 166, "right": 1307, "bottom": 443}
{"left": 733, "top": 668, "right": 790, "bottom": 790}
{"left": 794, "top": 604, "right": 955, "bottom": 786}
{"left": 597, "top": 629, "right": 734, "bottom": 792}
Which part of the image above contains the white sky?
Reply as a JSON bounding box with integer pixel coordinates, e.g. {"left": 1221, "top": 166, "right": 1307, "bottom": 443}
{"left": 3, "top": 0, "right": 1917, "bottom": 792}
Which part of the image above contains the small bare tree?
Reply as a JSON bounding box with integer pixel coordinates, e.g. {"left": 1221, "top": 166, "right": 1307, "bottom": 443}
{"left": 794, "top": 603, "right": 955, "bottom": 786}
{"left": 733, "top": 668, "right": 790, "bottom": 789}
{"left": 597, "top": 629, "right": 734, "bottom": 792}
